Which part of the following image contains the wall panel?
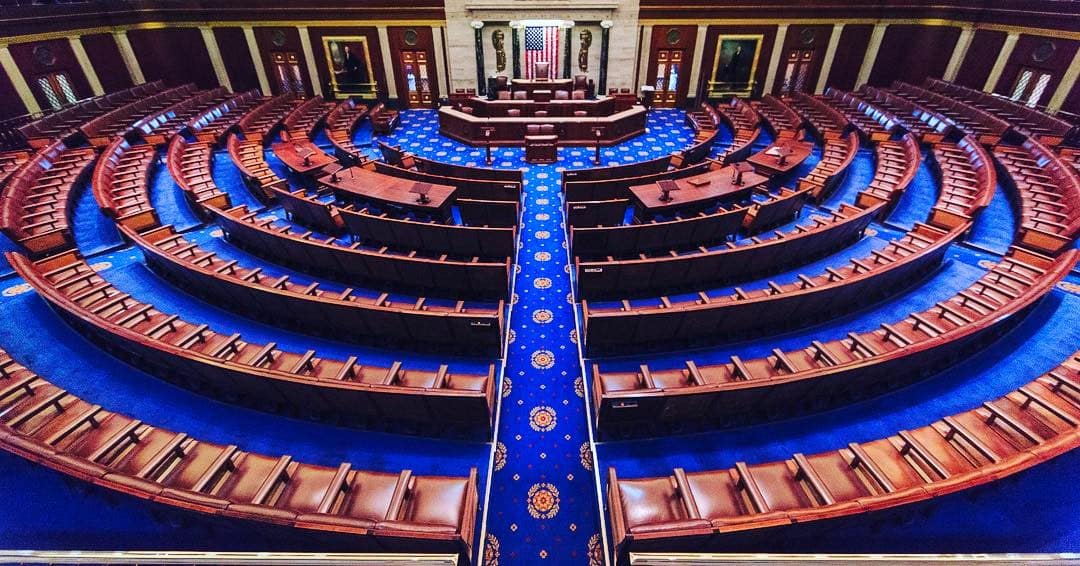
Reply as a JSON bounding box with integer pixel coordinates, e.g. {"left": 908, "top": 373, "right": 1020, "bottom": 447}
{"left": 868, "top": 24, "right": 961, "bottom": 86}
{"left": 954, "top": 29, "right": 1007, "bottom": 89}
{"left": 253, "top": 26, "right": 314, "bottom": 97}
{"left": 699, "top": 24, "right": 778, "bottom": 100}
{"left": 128, "top": 27, "right": 217, "bottom": 88}
{"left": 0, "top": 68, "right": 26, "bottom": 120}
{"left": 304, "top": 26, "right": 386, "bottom": 101}
{"left": 772, "top": 24, "right": 834, "bottom": 94}
{"left": 823, "top": 24, "right": 872, "bottom": 91}
{"left": 992, "top": 34, "right": 1079, "bottom": 108}
{"left": 8, "top": 39, "right": 93, "bottom": 108}
{"left": 81, "top": 33, "right": 132, "bottom": 92}
{"left": 214, "top": 26, "right": 260, "bottom": 93}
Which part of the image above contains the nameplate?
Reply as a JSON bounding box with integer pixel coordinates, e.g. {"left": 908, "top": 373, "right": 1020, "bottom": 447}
{"left": 470, "top": 321, "right": 493, "bottom": 327}
{"left": 612, "top": 400, "right": 639, "bottom": 409}
{"left": 583, "top": 267, "right": 604, "bottom": 273}
{"left": 572, "top": 205, "right": 587, "bottom": 210}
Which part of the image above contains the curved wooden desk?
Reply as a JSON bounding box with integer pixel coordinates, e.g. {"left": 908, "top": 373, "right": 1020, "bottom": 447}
{"left": 438, "top": 106, "right": 647, "bottom": 146}
{"left": 318, "top": 165, "right": 457, "bottom": 220}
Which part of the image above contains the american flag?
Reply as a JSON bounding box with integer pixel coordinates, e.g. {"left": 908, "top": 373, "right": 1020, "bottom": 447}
{"left": 524, "top": 26, "right": 560, "bottom": 79}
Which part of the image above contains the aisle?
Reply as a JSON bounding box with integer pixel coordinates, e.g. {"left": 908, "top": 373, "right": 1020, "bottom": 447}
{"left": 380, "top": 109, "right": 695, "bottom": 565}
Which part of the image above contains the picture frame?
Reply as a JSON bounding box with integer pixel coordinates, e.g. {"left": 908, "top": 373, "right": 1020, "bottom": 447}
{"left": 707, "top": 34, "right": 763, "bottom": 98}
{"left": 322, "top": 35, "right": 378, "bottom": 99}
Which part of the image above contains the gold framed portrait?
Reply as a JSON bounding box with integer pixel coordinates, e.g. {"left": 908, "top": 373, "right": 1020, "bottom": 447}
{"left": 322, "top": 35, "right": 378, "bottom": 99}
{"left": 707, "top": 34, "right": 763, "bottom": 98}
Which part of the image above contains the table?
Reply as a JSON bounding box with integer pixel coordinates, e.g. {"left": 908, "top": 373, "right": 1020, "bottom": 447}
{"left": 318, "top": 165, "right": 457, "bottom": 219}
{"left": 629, "top": 162, "right": 769, "bottom": 216}
{"left": 438, "top": 106, "right": 647, "bottom": 147}
{"left": 271, "top": 141, "right": 339, "bottom": 176}
{"left": 746, "top": 140, "right": 815, "bottom": 176}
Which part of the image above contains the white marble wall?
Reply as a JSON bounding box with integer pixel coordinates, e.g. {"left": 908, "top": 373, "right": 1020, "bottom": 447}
{"left": 443, "top": 0, "right": 639, "bottom": 92}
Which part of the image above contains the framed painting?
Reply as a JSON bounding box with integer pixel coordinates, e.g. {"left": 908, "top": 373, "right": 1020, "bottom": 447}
{"left": 322, "top": 36, "right": 377, "bottom": 99}
{"left": 707, "top": 35, "right": 763, "bottom": 98}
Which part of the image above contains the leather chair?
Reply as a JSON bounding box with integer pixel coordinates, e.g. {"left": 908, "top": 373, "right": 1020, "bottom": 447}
{"left": 534, "top": 61, "right": 550, "bottom": 80}
{"left": 493, "top": 76, "right": 509, "bottom": 90}
{"left": 554, "top": 90, "right": 570, "bottom": 100}
{"left": 507, "top": 109, "right": 521, "bottom": 117}
{"left": 573, "top": 110, "right": 588, "bottom": 117}
{"left": 525, "top": 124, "right": 557, "bottom": 164}
{"left": 534, "top": 110, "right": 548, "bottom": 117}
{"left": 513, "top": 91, "right": 528, "bottom": 101}
{"left": 497, "top": 91, "right": 511, "bottom": 100}
{"left": 574, "top": 75, "right": 588, "bottom": 89}
{"left": 572, "top": 90, "right": 586, "bottom": 100}
{"left": 460, "top": 106, "right": 474, "bottom": 115}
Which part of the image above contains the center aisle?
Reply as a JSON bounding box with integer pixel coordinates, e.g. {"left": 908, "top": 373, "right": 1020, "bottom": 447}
{"left": 380, "top": 109, "right": 695, "bottom": 566}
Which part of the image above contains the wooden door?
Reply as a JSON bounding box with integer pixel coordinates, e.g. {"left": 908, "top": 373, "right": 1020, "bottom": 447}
{"left": 778, "top": 49, "right": 814, "bottom": 94}
{"left": 270, "top": 52, "right": 306, "bottom": 95}
{"left": 400, "top": 50, "right": 433, "bottom": 108}
{"left": 653, "top": 49, "right": 684, "bottom": 108}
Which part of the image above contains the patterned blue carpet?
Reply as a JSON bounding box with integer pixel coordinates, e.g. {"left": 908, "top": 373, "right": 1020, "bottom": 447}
{"left": 0, "top": 104, "right": 1076, "bottom": 563}
{"left": 382, "top": 109, "right": 697, "bottom": 565}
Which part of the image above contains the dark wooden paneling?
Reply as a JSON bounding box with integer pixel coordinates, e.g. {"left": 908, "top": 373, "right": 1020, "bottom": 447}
{"left": 128, "top": 27, "right": 218, "bottom": 89}
{"left": 954, "top": 29, "right": 1007, "bottom": 89}
{"left": 638, "top": 0, "right": 1080, "bottom": 31}
{"left": 8, "top": 39, "right": 93, "bottom": 109}
{"left": 823, "top": 24, "right": 872, "bottom": 91}
{"left": 253, "top": 26, "right": 313, "bottom": 97}
{"left": 388, "top": 26, "right": 439, "bottom": 106}
{"left": 0, "top": 1, "right": 445, "bottom": 38}
{"left": 214, "top": 26, "right": 260, "bottom": 93}
{"left": 772, "top": 24, "right": 834, "bottom": 94}
{"left": 0, "top": 69, "right": 27, "bottom": 120}
{"left": 868, "top": 24, "right": 961, "bottom": 87}
{"left": 305, "top": 26, "right": 387, "bottom": 101}
{"left": 81, "top": 33, "right": 132, "bottom": 92}
{"left": 646, "top": 25, "right": 699, "bottom": 105}
{"left": 699, "top": 24, "right": 778, "bottom": 100}
{"left": 993, "top": 34, "right": 1079, "bottom": 108}
{"left": 1062, "top": 81, "right": 1080, "bottom": 117}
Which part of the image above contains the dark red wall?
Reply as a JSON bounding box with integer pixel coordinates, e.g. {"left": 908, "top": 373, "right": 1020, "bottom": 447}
{"left": 305, "top": 26, "right": 387, "bottom": 100}
{"left": 699, "top": 24, "right": 779, "bottom": 100}
{"left": 868, "top": 25, "right": 961, "bottom": 86}
{"left": 81, "top": 33, "right": 132, "bottom": 92}
{"left": 253, "top": 26, "right": 313, "bottom": 97}
{"left": 9, "top": 39, "right": 93, "bottom": 108}
{"left": 772, "top": 24, "right": 835, "bottom": 94}
{"left": 993, "top": 35, "right": 1079, "bottom": 108}
{"left": 954, "top": 29, "right": 1006, "bottom": 89}
{"left": 0, "top": 70, "right": 26, "bottom": 120}
{"left": 823, "top": 24, "right": 872, "bottom": 91}
{"left": 1062, "top": 82, "right": 1080, "bottom": 117}
{"left": 128, "top": 27, "right": 217, "bottom": 88}
{"left": 214, "top": 27, "right": 260, "bottom": 93}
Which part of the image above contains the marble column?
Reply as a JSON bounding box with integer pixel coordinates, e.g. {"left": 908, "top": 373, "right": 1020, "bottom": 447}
{"left": 113, "top": 30, "right": 146, "bottom": 85}
{"left": 761, "top": 24, "right": 789, "bottom": 95}
{"left": 511, "top": 23, "right": 521, "bottom": 79}
{"left": 1047, "top": 48, "right": 1080, "bottom": 113}
{"left": 472, "top": 21, "right": 486, "bottom": 95}
{"left": 297, "top": 26, "right": 323, "bottom": 97}
{"left": 984, "top": 31, "right": 1019, "bottom": 92}
{"left": 241, "top": 25, "right": 272, "bottom": 95}
{"left": 68, "top": 36, "right": 105, "bottom": 96}
{"left": 814, "top": 23, "right": 844, "bottom": 94}
{"left": 942, "top": 25, "right": 975, "bottom": 82}
{"left": 855, "top": 22, "right": 887, "bottom": 89}
{"left": 599, "top": 20, "right": 613, "bottom": 94}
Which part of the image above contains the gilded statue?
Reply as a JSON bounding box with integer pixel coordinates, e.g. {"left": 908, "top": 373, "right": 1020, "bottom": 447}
{"left": 493, "top": 29, "right": 507, "bottom": 72}
{"left": 578, "top": 28, "right": 592, "bottom": 71}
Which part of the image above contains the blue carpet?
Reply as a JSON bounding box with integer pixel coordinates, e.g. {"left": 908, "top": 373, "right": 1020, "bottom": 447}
{"left": 596, "top": 288, "right": 1080, "bottom": 552}
{"left": 1, "top": 106, "right": 1077, "bottom": 563}
{"left": 380, "top": 109, "right": 697, "bottom": 565}
{"left": 74, "top": 174, "right": 123, "bottom": 255}
{"left": 888, "top": 149, "right": 939, "bottom": 230}
{"left": 968, "top": 178, "right": 1018, "bottom": 255}
{"left": 150, "top": 150, "right": 203, "bottom": 231}
{"left": 211, "top": 151, "right": 264, "bottom": 210}
{"left": 594, "top": 244, "right": 990, "bottom": 367}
